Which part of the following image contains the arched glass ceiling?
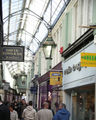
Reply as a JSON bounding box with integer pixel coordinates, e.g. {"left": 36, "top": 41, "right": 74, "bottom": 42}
{"left": 2, "top": 0, "right": 70, "bottom": 77}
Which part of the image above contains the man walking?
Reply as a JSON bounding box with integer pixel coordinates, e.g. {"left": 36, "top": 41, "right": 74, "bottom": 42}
{"left": 9, "top": 104, "right": 18, "bottom": 120}
{"left": 37, "top": 102, "right": 53, "bottom": 120}
{"left": 0, "top": 96, "right": 10, "bottom": 120}
{"left": 52, "top": 103, "right": 70, "bottom": 120}
{"left": 22, "top": 101, "right": 36, "bottom": 120}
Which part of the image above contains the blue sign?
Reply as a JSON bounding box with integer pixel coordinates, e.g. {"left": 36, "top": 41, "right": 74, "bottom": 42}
{"left": 30, "top": 86, "right": 37, "bottom": 94}
{"left": 52, "top": 73, "right": 61, "bottom": 76}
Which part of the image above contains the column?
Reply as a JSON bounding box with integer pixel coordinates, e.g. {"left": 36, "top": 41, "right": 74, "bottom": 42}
{"left": 37, "top": 83, "right": 39, "bottom": 109}
{"left": 92, "top": 0, "right": 96, "bottom": 25}
{"left": 0, "top": 63, "right": 2, "bottom": 87}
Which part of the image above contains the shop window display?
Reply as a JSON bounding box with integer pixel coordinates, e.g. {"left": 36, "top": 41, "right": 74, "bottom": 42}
{"left": 72, "top": 85, "right": 95, "bottom": 120}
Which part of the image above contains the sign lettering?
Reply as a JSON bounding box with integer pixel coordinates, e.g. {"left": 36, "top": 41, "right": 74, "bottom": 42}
{"left": 0, "top": 46, "right": 24, "bottom": 62}
{"left": 50, "top": 72, "right": 62, "bottom": 85}
{"left": 81, "top": 53, "right": 96, "bottom": 67}
{"left": 64, "top": 62, "right": 82, "bottom": 75}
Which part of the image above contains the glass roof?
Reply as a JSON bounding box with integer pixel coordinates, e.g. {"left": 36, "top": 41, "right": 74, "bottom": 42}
{"left": 2, "top": 0, "right": 70, "bottom": 77}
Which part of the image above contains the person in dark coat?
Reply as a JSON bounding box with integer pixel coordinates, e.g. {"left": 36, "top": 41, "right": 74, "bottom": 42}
{"left": 52, "top": 103, "right": 70, "bottom": 120}
{"left": 17, "top": 99, "right": 27, "bottom": 120}
{"left": 54, "top": 102, "right": 59, "bottom": 113}
{"left": 0, "top": 96, "right": 10, "bottom": 120}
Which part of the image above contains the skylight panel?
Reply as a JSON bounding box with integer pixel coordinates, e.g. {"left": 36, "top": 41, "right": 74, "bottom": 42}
{"left": 21, "top": 34, "right": 32, "bottom": 46}
{"left": 2, "top": 0, "right": 9, "bottom": 18}
{"left": 8, "top": 36, "right": 16, "bottom": 44}
{"left": 10, "top": 20, "right": 19, "bottom": 34}
{"left": 29, "top": 42, "right": 38, "bottom": 53}
{"left": 3, "top": 21, "right": 8, "bottom": 35}
{"left": 51, "top": 1, "right": 64, "bottom": 24}
{"left": 18, "top": 29, "right": 23, "bottom": 39}
{"left": 29, "top": 0, "right": 46, "bottom": 17}
{"left": 35, "top": 23, "right": 48, "bottom": 42}
{"left": 11, "top": 0, "right": 23, "bottom": 13}
{"left": 25, "top": 15, "right": 39, "bottom": 34}
{"left": 21, "top": 13, "right": 27, "bottom": 29}
{"left": 43, "top": 5, "right": 50, "bottom": 25}
{"left": 25, "top": 0, "right": 30, "bottom": 8}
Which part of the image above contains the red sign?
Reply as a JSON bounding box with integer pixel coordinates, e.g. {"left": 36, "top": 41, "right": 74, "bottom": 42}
{"left": 59, "top": 47, "right": 63, "bottom": 54}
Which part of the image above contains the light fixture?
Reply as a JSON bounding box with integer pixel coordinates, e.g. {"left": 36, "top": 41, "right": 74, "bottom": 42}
{"left": 42, "top": 0, "right": 56, "bottom": 59}
{"left": 21, "top": 74, "right": 27, "bottom": 85}
{"left": 42, "top": 29, "right": 56, "bottom": 59}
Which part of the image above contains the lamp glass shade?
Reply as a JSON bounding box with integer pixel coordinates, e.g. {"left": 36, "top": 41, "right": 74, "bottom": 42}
{"left": 43, "top": 45, "right": 52, "bottom": 59}
{"left": 42, "top": 30, "right": 56, "bottom": 59}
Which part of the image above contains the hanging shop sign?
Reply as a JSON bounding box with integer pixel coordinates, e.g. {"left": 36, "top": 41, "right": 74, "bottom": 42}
{"left": 81, "top": 52, "right": 96, "bottom": 67}
{"left": 0, "top": 45, "right": 24, "bottom": 62}
{"left": 50, "top": 72, "right": 62, "bottom": 85}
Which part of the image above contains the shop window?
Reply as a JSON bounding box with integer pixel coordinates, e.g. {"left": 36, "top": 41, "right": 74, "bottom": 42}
{"left": 72, "top": 85, "right": 95, "bottom": 120}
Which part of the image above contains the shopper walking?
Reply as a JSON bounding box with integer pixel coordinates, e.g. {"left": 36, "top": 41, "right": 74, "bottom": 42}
{"left": 17, "top": 99, "right": 27, "bottom": 120}
{"left": 9, "top": 104, "right": 18, "bottom": 120}
{"left": 22, "top": 101, "right": 36, "bottom": 120}
{"left": 37, "top": 102, "right": 53, "bottom": 120}
{"left": 52, "top": 103, "right": 70, "bottom": 120}
{"left": 0, "top": 96, "right": 10, "bottom": 120}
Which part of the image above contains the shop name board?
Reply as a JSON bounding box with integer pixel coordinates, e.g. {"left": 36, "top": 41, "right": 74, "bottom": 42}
{"left": 50, "top": 72, "right": 62, "bottom": 85}
{"left": 64, "top": 62, "right": 82, "bottom": 75}
{"left": 0, "top": 46, "right": 24, "bottom": 62}
{"left": 81, "top": 53, "right": 96, "bottom": 67}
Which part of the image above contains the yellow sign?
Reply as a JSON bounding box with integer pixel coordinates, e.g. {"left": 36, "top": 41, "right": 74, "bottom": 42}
{"left": 81, "top": 53, "right": 96, "bottom": 67}
{"left": 50, "top": 72, "right": 62, "bottom": 85}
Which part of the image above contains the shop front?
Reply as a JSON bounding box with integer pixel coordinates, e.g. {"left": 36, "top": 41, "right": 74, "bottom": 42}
{"left": 51, "top": 86, "right": 63, "bottom": 113}
{"left": 37, "top": 62, "right": 62, "bottom": 110}
{"left": 39, "top": 81, "right": 48, "bottom": 108}
{"left": 72, "top": 85, "right": 94, "bottom": 120}
{"left": 62, "top": 41, "right": 96, "bottom": 120}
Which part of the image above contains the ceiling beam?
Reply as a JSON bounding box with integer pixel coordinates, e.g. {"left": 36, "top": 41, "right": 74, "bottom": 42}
{"left": 16, "top": 0, "right": 26, "bottom": 43}
{"left": 28, "top": 0, "right": 51, "bottom": 49}
{"left": 7, "top": 0, "right": 11, "bottom": 44}
{"left": 4, "top": 28, "right": 40, "bottom": 45}
{"left": 4, "top": 29, "right": 19, "bottom": 40}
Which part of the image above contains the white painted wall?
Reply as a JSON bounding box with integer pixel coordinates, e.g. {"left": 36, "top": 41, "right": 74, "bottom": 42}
{"left": 62, "top": 42, "right": 96, "bottom": 90}
{"left": 71, "top": 0, "right": 93, "bottom": 43}
{"left": 52, "top": 22, "right": 63, "bottom": 67}
{"left": 34, "top": 48, "right": 47, "bottom": 76}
